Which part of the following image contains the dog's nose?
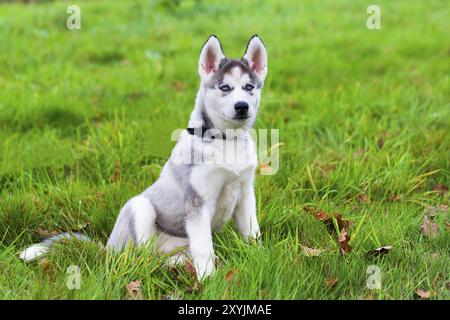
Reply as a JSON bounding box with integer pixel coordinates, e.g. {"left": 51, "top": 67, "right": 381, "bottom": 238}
{"left": 234, "top": 102, "right": 249, "bottom": 115}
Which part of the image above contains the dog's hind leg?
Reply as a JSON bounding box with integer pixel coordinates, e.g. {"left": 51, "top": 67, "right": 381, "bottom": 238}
{"left": 107, "top": 195, "right": 157, "bottom": 251}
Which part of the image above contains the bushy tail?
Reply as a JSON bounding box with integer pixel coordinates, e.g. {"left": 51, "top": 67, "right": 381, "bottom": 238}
{"left": 19, "top": 232, "right": 91, "bottom": 261}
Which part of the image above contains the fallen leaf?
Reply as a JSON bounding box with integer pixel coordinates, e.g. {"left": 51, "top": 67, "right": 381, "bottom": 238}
{"left": 257, "top": 162, "right": 271, "bottom": 175}
{"left": 421, "top": 215, "right": 440, "bottom": 238}
{"left": 359, "top": 293, "right": 376, "bottom": 300}
{"left": 445, "top": 222, "right": 450, "bottom": 231}
{"left": 125, "top": 280, "right": 144, "bottom": 300}
{"left": 160, "top": 293, "right": 182, "bottom": 300}
{"left": 186, "top": 281, "right": 202, "bottom": 294}
{"left": 314, "top": 211, "right": 329, "bottom": 221}
{"left": 94, "top": 191, "right": 105, "bottom": 198}
{"left": 333, "top": 214, "right": 353, "bottom": 231}
{"left": 36, "top": 227, "right": 58, "bottom": 238}
{"left": 357, "top": 194, "right": 370, "bottom": 204}
{"left": 125, "top": 91, "right": 147, "bottom": 101}
{"left": 415, "top": 289, "right": 434, "bottom": 299}
{"left": 366, "top": 245, "right": 393, "bottom": 258}
{"left": 311, "top": 210, "right": 353, "bottom": 233}
{"left": 111, "top": 160, "right": 120, "bottom": 183}
{"left": 433, "top": 184, "right": 448, "bottom": 195}
{"left": 225, "top": 269, "right": 239, "bottom": 282}
{"left": 389, "top": 194, "right": 402, "bottom": 202}
{"left": 338, "top": 228, "right": 352, "bottom": 254}
{"left": 321, "top": 163, "right": 336, "bottom": 177}
{"left": 424, "top": 204, "right": 448, "bottom": 217}
{"left": 184, "top": 259, "right": 197, "bottom": 278}
{"left": 325, "top": 277, "right": 339, "bottom": 287}
{"left": 377, "top": 137, "right": 385, "bottom": 149}
{"left": 430, "top": 252, "right": 440, "bottom": 259}
{"left": 172, "top": 81, "right": 186, "bottom": 91}
{"left": 39, "top": 258, "right": 53, "bottom": 274}
{"left": 300, "top": 244, "right": 323, "bottom": 257}
{"left": 352, "top": 148, "right": 366, "bottom": 159}
{"left": 259, "top": 289, "right": 268, "bottom": 298}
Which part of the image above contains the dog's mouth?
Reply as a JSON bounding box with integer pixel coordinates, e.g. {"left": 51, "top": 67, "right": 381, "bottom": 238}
{"left": 222, "top": 114, "right": 251, "bottom": 123}
{"left": 232, "top": 115, "right": 250, "bottom": 120}
{"left": 220, "top": 112, "right": 252, "bottom": 126}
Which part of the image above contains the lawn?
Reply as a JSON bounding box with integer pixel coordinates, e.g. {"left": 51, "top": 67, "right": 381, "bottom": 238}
{"left": 0, "top": 0, "right": 448, "bottom": 300}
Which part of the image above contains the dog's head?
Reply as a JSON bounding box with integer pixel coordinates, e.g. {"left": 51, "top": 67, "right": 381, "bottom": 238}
{"left": 198, "top": 35, "right": 268, "bottom": 130}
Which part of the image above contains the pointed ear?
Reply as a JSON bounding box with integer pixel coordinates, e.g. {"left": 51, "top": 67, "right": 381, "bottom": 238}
{"left": 198, "top": 35, "right": 225, "bottom": 79}
{"left": 243, "top": 35, "right": 268, "bottom": 82}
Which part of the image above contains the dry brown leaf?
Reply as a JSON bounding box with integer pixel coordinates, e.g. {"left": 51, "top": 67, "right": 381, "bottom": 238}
{"left": 421, "top": 215, "right": 440, "bottom": 238}
{"left": 352, "top": 148, "right": 366, "bottom": 159}
{"left": 366, "top": 245, "right": 393, "bottom": 258}
{"left": 314, "top": 211, "right": 329, "bottom": 221}
{"left": 300, "top": 245, "right": 323, "bottom": 257}
{"left": 171, "top": 81, "right": 186, "bottom": 91}
{"left": 377, "top": 137, "right": 385, "bottom": 149}
{"left": 256, "top": 162, "right": 271, "bottom": 175}
{"left": 433, "top": 184, "right": 448, "bottom": 195}
{"left": 415, "top": 289, "right": 434, "bottom": 299}
{"left": 259, "top": 289, "right": 268, "bottom": 298}
{"left": 184, "top": 259, "right": 197, "bottom": 278}
{"left": 338, "top": 228, "right": 352, "bottom": 254}
{"left": 224, "top": 269, "right": 239, "bottom": 282}
{"left": 424, "top": 204, "right": 448, "bottom": 217}
{"left": 389, "top": 194, "right": 402, "bottom": 202}
{"left": 333, "top": 214, "right": 353, "bottom": 231}
{"left": 125, "top": 280, "right": 144, "bottom": 300}
{"left": 311, "top": 210, "right": 353, "bottom": 233}
{"left": 321, "top": 163, "right": 336, "bottom": 177}
{"left": 39, "top": 258, "right": 53, "bottom": 274}
{"left": 111, "top": 160, "right": 120, "bottom": 183}
{"left": 160, "top": 293, "right": 182, "bottom": 300}
{"left": 325, "top": 277, "right": 339, "bottom": 287}
{"left": 430, "top": 252, "right": 440, "bottom": 259}
{"left": 186, "top": 281, "right": 202, "bottom": 294}
{"left": 357, "top": 194, "right": 370, "bottom": 204}
{"left": 94, "top": 191, "right": 105, "bottom": 198}
{"left": 36, "top": 227, "right": 58, "bottom": 238}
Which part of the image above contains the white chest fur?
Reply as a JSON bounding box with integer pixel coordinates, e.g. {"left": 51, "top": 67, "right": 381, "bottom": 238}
{"left": 185, "top": 133, "right": 257, "bottom": 229}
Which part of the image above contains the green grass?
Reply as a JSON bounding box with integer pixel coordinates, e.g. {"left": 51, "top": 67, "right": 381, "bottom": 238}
{"left": 0, "top": 0, "right": 449, "bottom": 300}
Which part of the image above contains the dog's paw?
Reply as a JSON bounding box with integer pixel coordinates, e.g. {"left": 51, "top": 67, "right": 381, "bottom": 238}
{"left": 195, "top": 260, "right": 216, "bottom": 282}
{"left": 164, "top": 253, "right": 187, "bottom": 267}
{"left": 245, "top": 232, "right": 262, "bottom": 247}
{"left": 247, "top": 237, "right": 263, "bottom": 247}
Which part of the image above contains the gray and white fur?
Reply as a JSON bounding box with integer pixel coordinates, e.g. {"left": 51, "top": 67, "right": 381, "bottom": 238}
{"left": 20, "top": 35, "right": 268, "bottom": 281}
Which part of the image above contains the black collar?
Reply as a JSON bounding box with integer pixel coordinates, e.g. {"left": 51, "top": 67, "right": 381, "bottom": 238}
{"left": 186, "top": 127, "right": 226, "bottom": 140}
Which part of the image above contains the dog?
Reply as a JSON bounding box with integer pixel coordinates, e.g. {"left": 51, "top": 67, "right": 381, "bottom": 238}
{"left": 20, "top": 34, "right": 268, "bottom": 280}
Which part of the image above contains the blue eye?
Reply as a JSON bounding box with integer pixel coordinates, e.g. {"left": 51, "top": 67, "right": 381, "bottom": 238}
{"left": 244, "top": 84, "right": 254, "bottom": 91}
{"left": 219, "top": 84, "right": 231, "bottom": 92}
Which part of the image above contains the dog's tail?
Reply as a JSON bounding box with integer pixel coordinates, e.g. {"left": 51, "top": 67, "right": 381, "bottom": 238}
{"left": 19, "top": 232, "right": 91, "bottom": 261}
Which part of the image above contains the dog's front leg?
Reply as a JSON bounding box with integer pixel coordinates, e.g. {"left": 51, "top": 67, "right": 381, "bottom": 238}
{"left": 234, "top": 178, "right": 261, "bottom": 242}
{"left": 186, "top": 206, "right": 215, "bottom": 281}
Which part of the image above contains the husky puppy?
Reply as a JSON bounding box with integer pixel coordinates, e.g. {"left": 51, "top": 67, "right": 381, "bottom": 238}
{"left": 20, "top": 35, "right": 268, "bottom": 280}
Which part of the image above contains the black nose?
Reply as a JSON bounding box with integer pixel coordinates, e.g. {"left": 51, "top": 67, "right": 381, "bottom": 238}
{"left": 234, "top": 102, "right": 249, "bottom": 115}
